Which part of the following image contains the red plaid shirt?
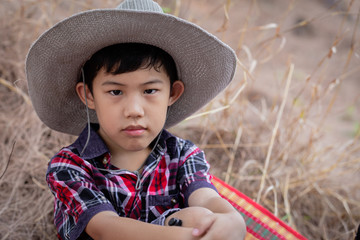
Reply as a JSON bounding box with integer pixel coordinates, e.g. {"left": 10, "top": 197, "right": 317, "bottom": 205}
{"left": 46, "top": 124, "right": 216, "bottom": 240}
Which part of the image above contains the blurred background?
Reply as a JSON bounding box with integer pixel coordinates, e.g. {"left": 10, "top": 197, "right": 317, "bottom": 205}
{"left": 0, "top": 0, "right": 359, "bottom": 239}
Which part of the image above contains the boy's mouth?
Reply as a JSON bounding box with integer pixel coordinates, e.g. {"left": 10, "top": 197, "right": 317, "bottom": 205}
{"left": 122, "top": 125, "right": 146, "bottom": 136}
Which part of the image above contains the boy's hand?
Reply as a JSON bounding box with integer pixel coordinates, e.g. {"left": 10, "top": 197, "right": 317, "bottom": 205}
{"left": 188, "top": 188, "right": 246, "bottom": 240}
{"left": 191, "top": 212, "right": 245, "bottom": 240}
{"left": 165, "top": 206, "right": 213, "bottom": 228}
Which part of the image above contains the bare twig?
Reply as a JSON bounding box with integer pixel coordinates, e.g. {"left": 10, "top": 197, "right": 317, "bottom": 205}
{"left": 257, "top": 64, "right": 294, "bottom": 203}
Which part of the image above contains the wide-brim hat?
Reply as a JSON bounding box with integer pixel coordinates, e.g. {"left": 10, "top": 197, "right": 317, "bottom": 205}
{"left": 26, "top": 0, "right": 236, "bottom": 135}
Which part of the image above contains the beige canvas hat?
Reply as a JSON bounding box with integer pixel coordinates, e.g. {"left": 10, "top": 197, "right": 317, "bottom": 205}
{"left": 26, "top": 0, "right": 237, "bottom": 135}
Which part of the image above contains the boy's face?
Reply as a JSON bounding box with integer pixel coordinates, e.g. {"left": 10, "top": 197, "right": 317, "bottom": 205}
{"left": 77, "top": 65, "right": 184, "bottom": 157}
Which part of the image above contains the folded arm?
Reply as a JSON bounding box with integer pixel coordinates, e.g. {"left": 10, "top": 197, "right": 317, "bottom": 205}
{"left": 86, "top": 211, "right": 198, "bottom": 240}
{"left": 187, "top": 187, "right": 247, "bottom": 240}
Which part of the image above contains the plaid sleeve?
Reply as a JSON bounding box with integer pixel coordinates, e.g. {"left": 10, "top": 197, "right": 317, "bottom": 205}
{"left": 46, "top": 149, "right": 116, "bottom": 240}
{"left": 177, "top": 141, "right": 217, "bottom": 206}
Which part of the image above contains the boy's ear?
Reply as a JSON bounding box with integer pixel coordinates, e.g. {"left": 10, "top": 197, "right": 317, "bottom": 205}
{"left": 75, "top": 82, "right": 96, "bottom": 110}
{"left": 168, "top": 80, "right": 184, "bottom": 106}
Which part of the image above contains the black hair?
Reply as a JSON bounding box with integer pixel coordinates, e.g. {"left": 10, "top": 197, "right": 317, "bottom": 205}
{"left": 81, "top": 43, "right": 178, "bottom": 93}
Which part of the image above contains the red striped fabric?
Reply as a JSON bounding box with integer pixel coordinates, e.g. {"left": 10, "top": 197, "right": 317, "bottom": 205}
{"left": 212, "top": 176, "right": 307, "bottom": 240}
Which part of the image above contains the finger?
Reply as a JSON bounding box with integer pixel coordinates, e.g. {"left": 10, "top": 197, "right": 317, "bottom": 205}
{"left": 192, "top": 215, "right": 215, "bottom": 237}
{"left": 199, "top": 226, "right": 220, "bottom": 240}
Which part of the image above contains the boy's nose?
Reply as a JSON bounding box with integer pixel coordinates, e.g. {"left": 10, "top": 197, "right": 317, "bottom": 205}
{"left": 124, "top": 97, "right": 144, "bottom": 119}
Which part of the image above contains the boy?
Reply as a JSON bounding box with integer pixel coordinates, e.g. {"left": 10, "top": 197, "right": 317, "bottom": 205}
{"left": 26, "top": 0, "right": 246, "bottom": 239}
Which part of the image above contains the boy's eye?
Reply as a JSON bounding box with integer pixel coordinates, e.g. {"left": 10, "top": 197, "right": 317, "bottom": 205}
{"left": 144, "top": 89, "right": 157, "bottom": 94}
{"left": 109, "top": 90, "right": 122, "bottom": 96}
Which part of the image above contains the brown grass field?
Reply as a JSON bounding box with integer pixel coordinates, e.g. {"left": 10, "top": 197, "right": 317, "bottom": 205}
{"left": 0, "top": 0, "right": 359, "bottom": 239}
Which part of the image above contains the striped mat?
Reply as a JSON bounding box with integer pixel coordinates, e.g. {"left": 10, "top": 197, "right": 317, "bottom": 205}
{"left": 212, "top": 176, "right": 307, "bottom": 240}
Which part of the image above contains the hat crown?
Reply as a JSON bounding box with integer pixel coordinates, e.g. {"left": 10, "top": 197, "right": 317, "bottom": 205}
{"left": 117, "top": 0, "right": 163, "bottom": 13}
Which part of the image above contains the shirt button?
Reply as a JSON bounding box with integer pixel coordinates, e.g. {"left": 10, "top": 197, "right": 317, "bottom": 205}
{"left": 171, "top": 198, "right": 177, "bottom": 206}
{"left": 102, "top": 157, "right": 108, "bottom": 165}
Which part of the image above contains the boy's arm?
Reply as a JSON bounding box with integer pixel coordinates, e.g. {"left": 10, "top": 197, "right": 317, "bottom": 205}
{"left": 86, "top": 211, "right": 197, "bottom": 240}
{"left": 187, "top": 187, "right": 247, "bottom": 239}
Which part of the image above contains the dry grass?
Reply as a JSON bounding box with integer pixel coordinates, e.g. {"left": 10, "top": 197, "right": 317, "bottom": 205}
{"left": 0, "top": 0, "right": 359, "bottom": 239}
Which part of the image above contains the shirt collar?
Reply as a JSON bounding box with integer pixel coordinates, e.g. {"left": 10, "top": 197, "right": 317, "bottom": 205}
{"left": 71, "top": 123, "right": 109, "bottom": 160}
{"left": 71, "top": 123, "right": 176, "bottom": 160}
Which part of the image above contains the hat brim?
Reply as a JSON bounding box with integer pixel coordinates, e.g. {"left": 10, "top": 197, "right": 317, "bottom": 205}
{"left": 26, "top": 9, "right": 236, "bottom": 135}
